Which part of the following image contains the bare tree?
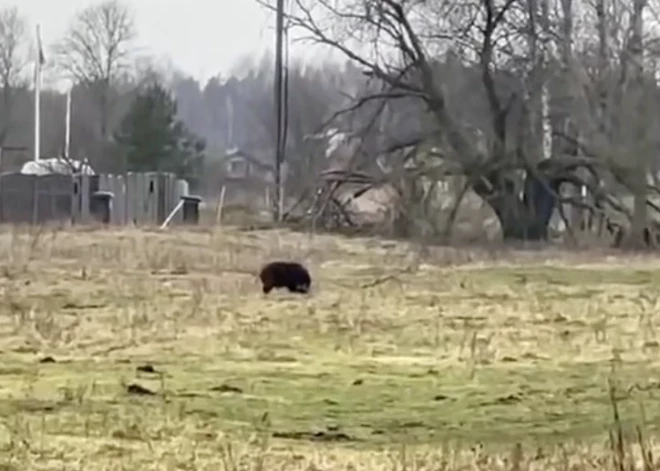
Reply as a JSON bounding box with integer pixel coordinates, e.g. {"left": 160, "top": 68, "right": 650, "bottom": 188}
{"left": 0, "top": 6, "right": 28, "bottom": 148}
{"left": 259, "top": 0, "right": 574, "bottom": 241}
{"left": 623, "top": 0, "right": 650, "bottom": 247}
{"left": 566, "top": 0, "right": 660, "bottom": 246}
{"left": 255, "top": 0, "right": 660, "bottom": 246}
{"left": 54, "top": 0, "right": 135, "bottom": 161}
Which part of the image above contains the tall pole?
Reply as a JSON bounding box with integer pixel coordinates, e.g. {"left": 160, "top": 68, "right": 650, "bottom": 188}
{"left": 281, "top": 23, "right": 289, "bottom": 219}
{"left": 274, "top": 0, "right": 285, "bottom": 222}
{"left": 34, "top": 25, "right": 45, "bottom": 162}
{"left": 65, "top": 86, "right": 72, "bottom": 159}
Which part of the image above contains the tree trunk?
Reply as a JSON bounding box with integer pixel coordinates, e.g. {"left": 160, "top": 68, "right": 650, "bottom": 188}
{"left": 629, "top": 168, "right": 648, "bottom": 248}
{"left": 622, "top": 0, "right": 648, "bottom": 249}
{"left": 474, "top": 170, "right": 559, "bottom": 242}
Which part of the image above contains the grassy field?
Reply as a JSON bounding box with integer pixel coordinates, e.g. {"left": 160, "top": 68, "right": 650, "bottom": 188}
{"left": 0, "top": 225, "right": 660, "bottom": 470}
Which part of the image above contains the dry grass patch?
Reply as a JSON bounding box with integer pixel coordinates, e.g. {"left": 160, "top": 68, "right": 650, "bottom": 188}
{"left": 0, "top": 225, "right": 659, "bottom": 469}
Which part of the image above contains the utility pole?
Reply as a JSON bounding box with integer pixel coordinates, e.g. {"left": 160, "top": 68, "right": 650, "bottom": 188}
{"left": 273, "top": 0, "right": 285, "bottom": 222}
{"left": 65, "top": 86, "right": 72, "bottom": 160}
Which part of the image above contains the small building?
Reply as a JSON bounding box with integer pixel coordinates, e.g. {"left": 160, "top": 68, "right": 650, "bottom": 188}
{"left": 220, "top": 148, "right": 289, "bottom": 210}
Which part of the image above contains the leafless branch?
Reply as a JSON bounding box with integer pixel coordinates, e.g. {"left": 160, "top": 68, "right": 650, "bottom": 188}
{"left": 54, "top": 0, "right": 136, "bottom": 144}
{"left": 0, "top": 6, "right": 28, "bottom": 146}
{"left": 55, "top": 0, "right": 135, "bottom": 86}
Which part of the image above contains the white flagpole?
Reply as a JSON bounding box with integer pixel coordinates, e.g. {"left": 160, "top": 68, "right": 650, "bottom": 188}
{"left": 65, "top": 86, "right": 71, "bottom": 159}
{"left": 34, "top": 24, "right": 44, "bottom": 162}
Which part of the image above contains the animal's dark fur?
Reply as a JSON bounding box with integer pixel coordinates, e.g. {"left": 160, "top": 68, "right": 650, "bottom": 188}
{"left": 259, "top": 261, "right": 311, "bottom": 294}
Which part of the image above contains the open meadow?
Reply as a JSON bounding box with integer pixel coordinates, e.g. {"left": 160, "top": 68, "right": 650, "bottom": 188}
{"left": 0, "top": 225, "right": 660, "bottom": 469}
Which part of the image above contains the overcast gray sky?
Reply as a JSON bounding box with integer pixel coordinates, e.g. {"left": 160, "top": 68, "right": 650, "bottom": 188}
{"left": 19, "top": 0, "right": 282, "bottom": 83}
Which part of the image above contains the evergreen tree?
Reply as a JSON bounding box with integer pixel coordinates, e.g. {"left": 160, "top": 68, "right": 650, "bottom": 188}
{"left": 115, "top": 81, "right": 205, "bottom": 186}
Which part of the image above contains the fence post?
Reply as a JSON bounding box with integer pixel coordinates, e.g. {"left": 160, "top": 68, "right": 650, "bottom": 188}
{"left": 31, "top": 175, "right": 38, "bottom": 225}
{"left": 80, "top": 175, "right": 90, "bottom": 222}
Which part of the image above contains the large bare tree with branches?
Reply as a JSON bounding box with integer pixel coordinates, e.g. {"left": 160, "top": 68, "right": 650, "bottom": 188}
{"left": 568, "top": 0, "right": 660, "bottom": 247}
{"left": 54, "top": 0, "right": 135, "bottom": 164}
{"left": 260, "top": 0, "right": 660, "bottom": 246}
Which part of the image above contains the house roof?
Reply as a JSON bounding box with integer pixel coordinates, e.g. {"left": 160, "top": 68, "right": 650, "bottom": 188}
{"left": 225, "top": 147, "right": 280, "bottom": 172}
{"left": 20, "top": 158, "right": 96, "bottom": 176}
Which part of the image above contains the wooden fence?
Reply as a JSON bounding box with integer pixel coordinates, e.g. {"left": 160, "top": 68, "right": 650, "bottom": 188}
{"left": 0, "top": 171, "right": 191, "bottom": 226}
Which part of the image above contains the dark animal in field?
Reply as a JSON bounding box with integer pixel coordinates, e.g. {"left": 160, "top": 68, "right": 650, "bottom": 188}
{"left": 259, "top": 261, "right": 311, "bottom": 294}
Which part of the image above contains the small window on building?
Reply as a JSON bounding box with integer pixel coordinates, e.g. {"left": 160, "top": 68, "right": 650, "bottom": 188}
{"left": 227, "top": 158, "right": 248, "bottom": 177}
